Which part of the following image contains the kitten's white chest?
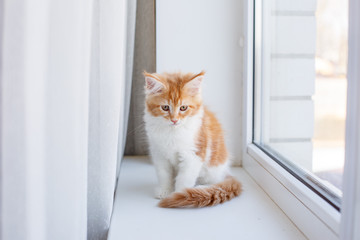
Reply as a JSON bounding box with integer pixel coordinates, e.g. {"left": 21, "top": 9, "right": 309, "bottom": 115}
{"left": 144, "top": 110, "right": 203, "bottom": 163}
{"left": 149, "top": 125, "right": 196, "bottom": 160}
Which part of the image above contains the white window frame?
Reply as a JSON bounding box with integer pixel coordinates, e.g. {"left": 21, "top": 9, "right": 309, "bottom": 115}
{"left": 240, "top": 0, "right": 359, "bottom": 239}
{"left": 339, "top": 0, "right": 360, "bottom": 239}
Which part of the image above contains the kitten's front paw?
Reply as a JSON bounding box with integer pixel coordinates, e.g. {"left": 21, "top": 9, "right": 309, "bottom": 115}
{"left": 155, "top": 187, "right": 172, "bottom": 199}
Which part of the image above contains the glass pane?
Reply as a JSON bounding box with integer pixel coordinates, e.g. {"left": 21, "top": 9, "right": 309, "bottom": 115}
{"left": 253, "top": 0, "right": 348, "bottom": 210}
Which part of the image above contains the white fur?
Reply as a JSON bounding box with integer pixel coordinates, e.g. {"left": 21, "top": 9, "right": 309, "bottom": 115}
{"left": 144, "top": 106, "right": 228, "bottom": 199}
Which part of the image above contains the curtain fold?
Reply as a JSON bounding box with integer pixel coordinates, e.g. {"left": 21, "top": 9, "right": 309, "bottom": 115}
{"left": 87, "top": 0, "right": 136, "bottom": 239}
{"left": 1, "top": 0, "right": 92, "bottom": 239}
{"left": 0, "top": 0, "right": 135, "bottom": 239}
{"left": 117, "top": 0, "right": 137, "bottom": 178}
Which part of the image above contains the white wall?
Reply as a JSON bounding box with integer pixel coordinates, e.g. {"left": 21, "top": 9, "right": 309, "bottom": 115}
{"left": 156, "top": 0, "right": 244, "bottom": 165}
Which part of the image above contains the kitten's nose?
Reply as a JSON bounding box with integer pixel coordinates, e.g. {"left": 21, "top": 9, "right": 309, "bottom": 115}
{"left": 171, "top": 119, "right": 178, "bottom": 124}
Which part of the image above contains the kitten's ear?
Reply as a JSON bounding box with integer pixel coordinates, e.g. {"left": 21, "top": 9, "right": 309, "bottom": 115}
{"left": 144, "top": 72, "right": 165, "bottom": 95}
{"left": 184, "top": 71, "right": 205, "bottom": 96}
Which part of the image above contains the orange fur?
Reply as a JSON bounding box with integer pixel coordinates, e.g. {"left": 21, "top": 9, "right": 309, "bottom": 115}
{"left": 144, "top": 71, "right": 228, "bottom": 166}
{"left": 158, "top": 176, "right": 242, "bottom": 208}
{"left": 197, "top": 107, "right": 228, "bottom": 166}
{"left": 144, "top": 71, "right": 242, "bottom": 208}
{"left": 144, "top": 71, "right": 204, "bottom": 121}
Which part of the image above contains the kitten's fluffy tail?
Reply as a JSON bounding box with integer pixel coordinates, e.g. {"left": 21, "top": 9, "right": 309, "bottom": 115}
{"left": 158, "top": 176, "right": 242, "bottom": 208}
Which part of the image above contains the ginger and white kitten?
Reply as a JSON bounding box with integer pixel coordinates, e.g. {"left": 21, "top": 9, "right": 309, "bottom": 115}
{"left": 144, "top": 71, "right": 241, "bottom": 208}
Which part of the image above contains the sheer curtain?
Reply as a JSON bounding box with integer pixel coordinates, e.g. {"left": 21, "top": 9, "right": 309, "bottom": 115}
{"left": 87, "top": 0, "right": 136, "bottom": 239}
{"left": 0, "top": 0, "right": 135, "bottom": 239}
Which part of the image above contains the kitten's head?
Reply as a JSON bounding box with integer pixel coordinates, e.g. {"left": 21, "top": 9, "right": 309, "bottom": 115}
{"left": 144, "top": 71, "right": 205, "bottom": 126}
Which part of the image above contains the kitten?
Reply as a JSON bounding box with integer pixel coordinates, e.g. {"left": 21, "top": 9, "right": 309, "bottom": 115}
{"left": 144, "top": 71, "right": 242, "bottom": 208}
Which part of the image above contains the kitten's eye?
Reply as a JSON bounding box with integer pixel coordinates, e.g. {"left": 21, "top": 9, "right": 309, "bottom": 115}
{"left": 180, "top": 105, "right": 188, "bottom": 111}
{"left": 161, "top": 105, "right": 170, "bottom": 111}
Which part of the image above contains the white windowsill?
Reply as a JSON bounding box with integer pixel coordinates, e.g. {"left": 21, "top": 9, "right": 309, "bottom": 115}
{"left": 244, "top": 144, "right": 340, "bottom": 240}
{"left": 108, "top": 156, "right": 306, "bottom": 240}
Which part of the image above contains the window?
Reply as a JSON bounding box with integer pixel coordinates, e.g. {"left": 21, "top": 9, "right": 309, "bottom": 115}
{"left": 253, "top": 0, "right": 347, "bottom": 211}
{"left": 241, "top": 0, "right": 355, "bottom": 239}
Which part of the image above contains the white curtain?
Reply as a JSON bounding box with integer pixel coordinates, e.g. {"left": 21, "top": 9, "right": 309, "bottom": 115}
{"left": 0, "top": 0, "right": 135, "bottom": 239}
{"left": 87, "top": 0, "right": 136, "bottom": 239}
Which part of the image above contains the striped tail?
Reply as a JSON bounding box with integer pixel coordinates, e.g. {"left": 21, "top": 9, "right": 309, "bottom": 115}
{"left": 158, "top": 176, "right": 242, "bottom": 208}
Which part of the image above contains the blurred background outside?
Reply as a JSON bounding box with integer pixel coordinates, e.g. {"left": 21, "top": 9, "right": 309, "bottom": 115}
{"left": 313, "top": 0, "right": 348, "bottom": 192}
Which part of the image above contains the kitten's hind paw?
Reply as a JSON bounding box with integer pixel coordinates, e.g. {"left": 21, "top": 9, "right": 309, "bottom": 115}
{"left": 155, "top": 187, "right": 172, "bottom": 199}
